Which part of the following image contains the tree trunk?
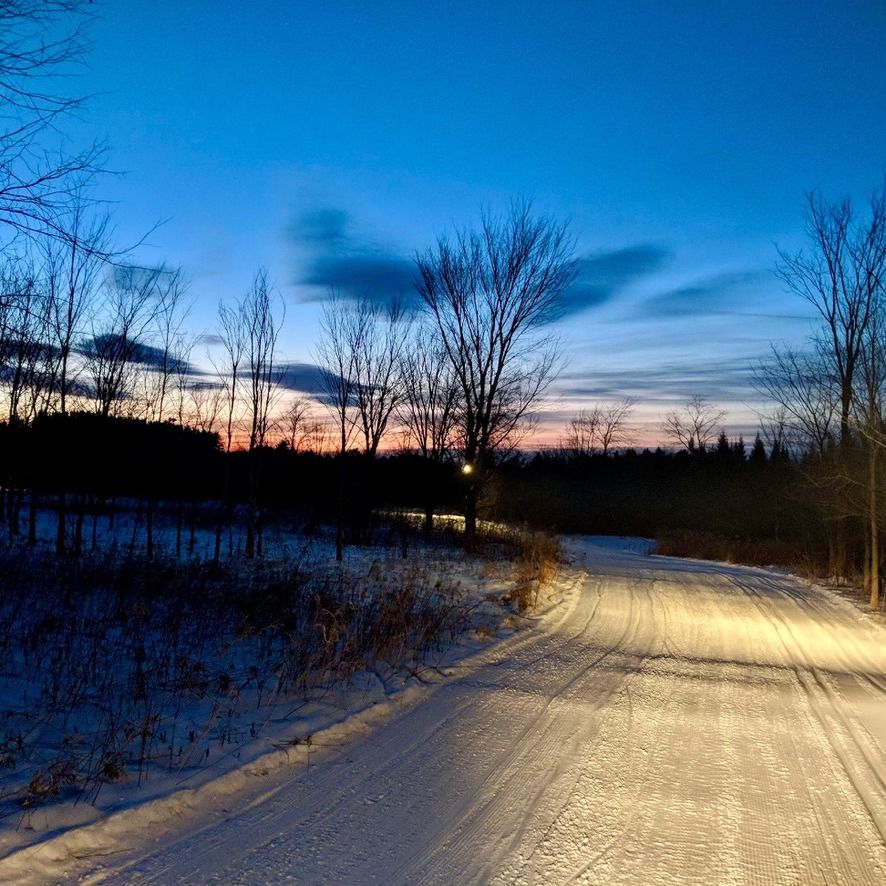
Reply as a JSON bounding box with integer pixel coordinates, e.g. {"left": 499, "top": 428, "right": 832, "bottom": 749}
{"left": 188, "top": 506, "right": 196, "bottom": 556}
{"left": 464, "top": 486, "right": 478, "bottom": 538}
{"left": 9, "top": 489, "right": 21, "bottom": 539}
{"left": 336, "top": 451, "right": 345, "bottom": 563}
{"left": 176, "top": 501, "right": 183, "bottom": 559}
{"left": 91, "top": 504, "right": 98, "bottom": 553}
{"left": 27, "top": 489, "right": 37, "bottom": 547}
{"left": 146, "top": 497, "right": 155, "bottom": 560}
{"left": 863, "top": 529, "right": 871, "bottom": 602}
{"left": 870, "top": 445, "right": 880, "bottom": 609}
{"left": 256, "top": 507, "right": 263, "bottom": 558}
{"left": 7, "top": 487, "right": 17, "bottom": 537}
{"left": 56, "top": 491, "right": 66, "bottom": 556}
{"left": 245, "top": 509, "right": 255, "bottom": 559}
{"left": 73, "top": 494, "right": 84, "bottom": 557}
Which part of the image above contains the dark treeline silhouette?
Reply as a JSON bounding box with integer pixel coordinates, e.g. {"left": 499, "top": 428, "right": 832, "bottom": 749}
{"left": 0, "top": 412, "right": 471, "bottom": 555}
{"left": 0, "top": 409, "right": 836, "bottom": 576}
{"left": 492, "top": 441, "right": 825, "bottom": 558}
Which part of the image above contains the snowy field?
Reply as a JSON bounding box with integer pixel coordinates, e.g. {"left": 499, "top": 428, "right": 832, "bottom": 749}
{"left": 4, "top": 535, "right": 886, "bottom": 884}
{"left": 0, "top": 511, "right": 565, "bottom": 872}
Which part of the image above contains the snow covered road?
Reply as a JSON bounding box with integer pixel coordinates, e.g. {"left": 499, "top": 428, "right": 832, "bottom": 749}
{"left": 78, "top": 539, "right": 886, "bottom": 883}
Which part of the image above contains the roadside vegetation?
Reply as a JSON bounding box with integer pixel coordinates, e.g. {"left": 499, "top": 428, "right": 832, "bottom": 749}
{"left": 0, "top": 514, "right": 562, "bottom": 822}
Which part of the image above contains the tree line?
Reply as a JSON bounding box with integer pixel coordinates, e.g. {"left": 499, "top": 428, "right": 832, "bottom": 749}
{"left": 755, "top": 183, "right": 886, "bottom": 605}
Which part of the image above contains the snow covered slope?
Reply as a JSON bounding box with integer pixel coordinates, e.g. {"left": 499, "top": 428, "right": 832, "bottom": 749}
{"left": 10, "top": 536, "right": 886, "bottom": 884}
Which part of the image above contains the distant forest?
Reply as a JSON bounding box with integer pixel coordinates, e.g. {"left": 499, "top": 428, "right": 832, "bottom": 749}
{"left": 0, "top": 411, "right": 816, "bottom": 568}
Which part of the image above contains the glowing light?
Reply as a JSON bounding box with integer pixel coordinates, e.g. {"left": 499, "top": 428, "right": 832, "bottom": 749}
{"left": 462, "top": 463, "right": 474, "bottom": 475}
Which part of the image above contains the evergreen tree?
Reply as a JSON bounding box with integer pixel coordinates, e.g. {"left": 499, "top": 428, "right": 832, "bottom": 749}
{"left": 750, "top": 434, "right": 767, "bottom": 465}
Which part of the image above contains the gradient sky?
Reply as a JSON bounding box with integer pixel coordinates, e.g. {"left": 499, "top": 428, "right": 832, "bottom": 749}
{"left": 65, "top": 0, "right": 886, "bottom": 444}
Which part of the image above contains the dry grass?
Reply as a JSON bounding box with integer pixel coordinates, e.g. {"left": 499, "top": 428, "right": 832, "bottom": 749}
{"left": 468, "top": 526, "right": 561, "bottom": 612}
{"left": 0, "top": 543, "right": 471, "bottom": 816}
{"left": 654, "top": 530, "right": 827, "bottom": 580}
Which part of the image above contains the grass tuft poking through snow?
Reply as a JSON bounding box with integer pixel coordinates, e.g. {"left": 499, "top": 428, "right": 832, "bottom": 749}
{"left": 463, "top": 525, "right": 561, "bottom": 612}
{"left": 0, "top": 542, "right": 473, "bottom": 823}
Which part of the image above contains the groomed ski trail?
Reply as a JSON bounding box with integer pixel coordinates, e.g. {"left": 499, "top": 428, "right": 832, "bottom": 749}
{"left": 44, "top": 538, "right": 886, "bottom": 884}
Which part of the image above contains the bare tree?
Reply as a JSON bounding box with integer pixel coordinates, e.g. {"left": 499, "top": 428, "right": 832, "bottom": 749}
{"left": 758, "top": 406, "right": 790, "bottom": 458}
{"left": 777, "top": 187, "right": 886, "bottom": 447}
{"left": 400, "top": 324, "right": 459, "bottom": 461}
{"left": 400, "top": 324, "right": 461, "bottom": 529}
{"left": 598, "top": 398, "right": 636, "bottom": 454}
{"left": 280, "top": 394, "right": 313, "bottom": 452}
{"left": 316, "top": 293, "right": 358, "bottom": 561}
{"left": 345, "top": 297, "right": 408, "bottom": 456}
{"left": 240, "top": 268, "right": 283, "bottom": 557}
{"left": 562, "top": 407, "right": 600, "bottom": 457}
{"left": 663, "top": 395, "right": 726, "bottom": 453}
{"left": 185, "top": 380, "right": 223, "bottom": 434}
{"left": 242, "top": 268, "right": 283, "bottom": 450}
{"left": 171, "top": 332, "right": 197, "bottom": 425}
{"left": 416, "top": 203, "right": 577, "bottom": 535}
{"left": 563, "top": 398, "right": 635, "bottom": 457}
{"left": 210, "top": 302, "right": 246, "bottom": 562}
{"left": 148, "top": 267, "right": 189, "bottom": 423}
{"left": 42, "top": 200, "right": 108, "bottom": 414}
{"left": 302, "top": 418, "right": 331, "bottom": 454}
{"left": 0, "top": 258, "right": 41, "bottom": 422}
{"left": 0, "top": 1, "right": 104, "bottom": 244}
{"left": 776, "top": 184, "right": 886, "bottom": 581}
{"left": 855, "top": 299, "right": 886, "bottom": 608}
{"left": 755, "top": 344, "right": 837, "bottom": 457}
{"left": 214, "top": 301, "right": 245, "bottom": 454}
{"left": 83, "top": 265, "right": 159, "bottom": 418}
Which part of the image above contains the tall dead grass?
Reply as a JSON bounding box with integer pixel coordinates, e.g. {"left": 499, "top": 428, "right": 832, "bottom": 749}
{"left": 0, "top": 545, "right": 470, "bottom": 816}
{"left": 654, "top": 530, "right": 826, "bottom": 579}
{"left": 468, "top": 526, "right": 561, "bottom": 611}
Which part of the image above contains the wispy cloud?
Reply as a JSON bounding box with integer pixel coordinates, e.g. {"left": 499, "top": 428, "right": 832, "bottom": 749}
{"left": 78, "top": 336, "right": 202, "bottom": 376}
{"left": 291, "top": 208, "right": 671, "bottom": 317}
{"left": 558, "top": 244, "right": 671, "bottom": 318}
{"left": 639, "top": 270, "right": 768, "bottom": 319}
{"left": 276, "top": 361, "right": 338, "bottom": 399}
{"left": 291, "top": 208, "right": 416, "bottom": 307}
{"left": 555, "top": 357, "right": 759, "bottom": 404}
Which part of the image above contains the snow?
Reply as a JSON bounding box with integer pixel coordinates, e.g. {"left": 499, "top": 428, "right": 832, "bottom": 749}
{"left": 4, "top": 536, "right": 886, "bottom": 884}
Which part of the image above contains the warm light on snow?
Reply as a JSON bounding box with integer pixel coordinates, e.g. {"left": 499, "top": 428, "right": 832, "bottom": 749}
{"left": 5, "top": 538, "right": 886, "bottom": 884}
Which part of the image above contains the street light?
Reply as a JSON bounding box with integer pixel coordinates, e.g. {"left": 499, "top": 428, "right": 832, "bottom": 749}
{"left": 461, "top": 463, "right": 473, "bottom": 476}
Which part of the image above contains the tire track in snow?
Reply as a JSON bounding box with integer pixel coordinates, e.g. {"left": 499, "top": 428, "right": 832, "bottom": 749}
{"left": 62, "top": 541, "right": 886, "bottom": 885}
{"left": 731, "top": 575, "right": 886, "bottom": 881}
{"left": 410, "top": 575, "right": 647, "bottom": 884}
{"left": 483, "top": 577, "right": 651, "bottom": 884}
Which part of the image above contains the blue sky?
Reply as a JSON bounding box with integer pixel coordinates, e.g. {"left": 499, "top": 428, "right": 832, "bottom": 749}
{"left": 68, "top": 0, "right": 886, "bottom": 442}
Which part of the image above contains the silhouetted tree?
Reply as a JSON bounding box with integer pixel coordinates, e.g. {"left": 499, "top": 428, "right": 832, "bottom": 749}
{"left": 663, "top": 396, "right": 725, "bottom": 453}
{"left": 351, "top": 297, "right": 409, "bottom": 458}
{"left": 0, "top": 1, "right": 104, "bottom": 244}
{"left": 563, "top": 398, "right": 635, "bottom": 457}
{"left": 416, "top": 203, "right": 577, "bottom": 535}
{"left": 42, "top": 198, "right": 108, "bottom": 415}
{"left": 399, "top": 324, "right": 460, "bottom": 528}
{"left": 775, "top": 184, "right": 886, "bottom": 583}
{"left": 146, "top": 267, "right": 189, "bottom": 423}
{"left": 279, "top": 395, "right": 308, "bottom": 450}
{"left": 84, "top": 266, "right": 160, "bottom": 418}
{"left": 317, "top": 293, "right": 358, "bottom": 561}
{"left": 241, "top": 268, "right": 283, "bottom": 557}
{"left": 750, "top": 434, "right": 767, "bottom": 466}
